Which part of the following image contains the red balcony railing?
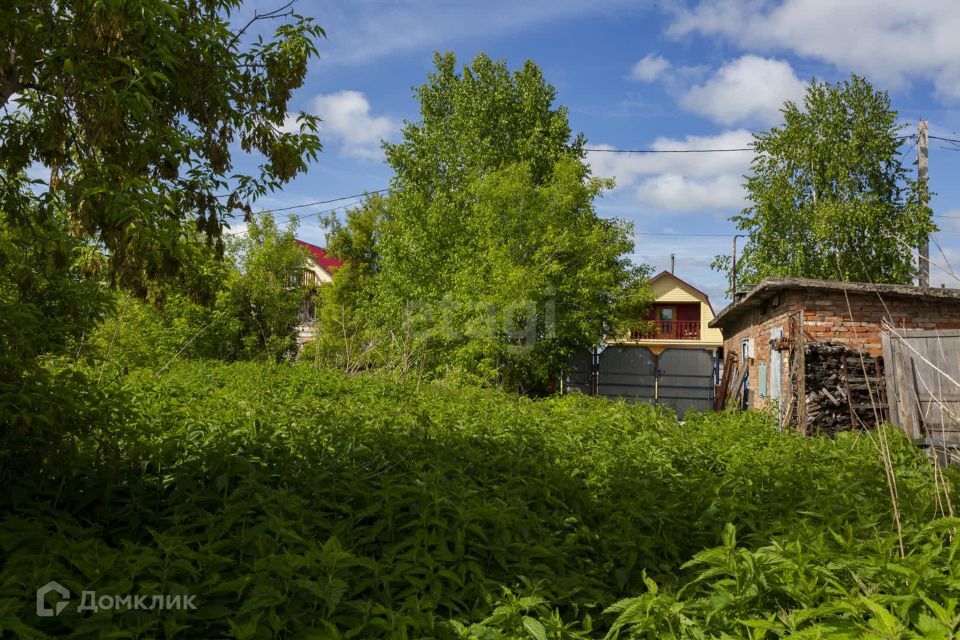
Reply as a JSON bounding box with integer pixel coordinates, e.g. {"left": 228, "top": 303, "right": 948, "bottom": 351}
{"left": 630, "top": 320, "right": 701, "bottom": 341}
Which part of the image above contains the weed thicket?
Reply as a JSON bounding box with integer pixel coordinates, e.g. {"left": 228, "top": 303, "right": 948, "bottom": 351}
{"left": 1, "top": 362, "right": 956, "bottom": 638}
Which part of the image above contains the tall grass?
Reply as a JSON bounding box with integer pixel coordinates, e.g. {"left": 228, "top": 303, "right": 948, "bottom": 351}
{"left": 0, "top": 362, "right": 956, "bottom": 638}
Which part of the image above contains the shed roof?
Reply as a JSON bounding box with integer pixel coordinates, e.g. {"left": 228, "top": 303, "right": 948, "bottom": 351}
{"left": 709, "top": 276, "right": 960, "bottom": 329}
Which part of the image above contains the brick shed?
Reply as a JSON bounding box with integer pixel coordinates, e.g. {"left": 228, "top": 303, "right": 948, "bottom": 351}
{"left": 709, "top": 277, "right": 960, "bottom": 434}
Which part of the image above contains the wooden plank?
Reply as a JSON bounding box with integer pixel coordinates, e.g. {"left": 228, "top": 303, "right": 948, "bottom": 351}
{"left": 894, "top": 329, "right": 960, "bottom": 338}
{"left": 842, "top": 357, "right": 858, "bottom": 429}
{"left": 892, "top": 339, "right": 921, "bottom": 438}
{"left": 882, "top": 330, "right": 960, "bottom": 440}
{"left": 910, "top": 333, "right": 960, "bottom": 438}
{"left": 797, "top": 311, "right": 806, "bottom": 428}
{"left": 727, "top": 364, "right": 749, "bottom": 410}
{"left": 881, "top": 333, "right": 899, "bottom": 425}
{"left": 714, "top": 351, "right": 737, "bottom": 411}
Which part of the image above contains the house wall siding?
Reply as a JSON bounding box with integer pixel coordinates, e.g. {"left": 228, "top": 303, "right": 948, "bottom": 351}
{"left": 651, "top": 279, "right": 700, "bottom": 304}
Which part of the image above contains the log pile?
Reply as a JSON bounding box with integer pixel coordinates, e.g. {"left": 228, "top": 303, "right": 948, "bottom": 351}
{"left": 800, "top": 342, "right": 886, "bottom": 436}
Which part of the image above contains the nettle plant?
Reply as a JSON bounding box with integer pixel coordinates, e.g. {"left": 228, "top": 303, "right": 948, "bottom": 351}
{"left": 1, "top": 362, "right": 958, "bottom": 638}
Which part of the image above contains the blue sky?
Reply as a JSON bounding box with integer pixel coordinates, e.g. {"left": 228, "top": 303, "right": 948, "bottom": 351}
{"left": 238, "top": 0, "right": 960, "bottom": 306}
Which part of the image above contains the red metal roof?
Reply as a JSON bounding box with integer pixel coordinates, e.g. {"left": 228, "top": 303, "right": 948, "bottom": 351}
{"left": 295, "top": 239, "right": 343, "bottom": 273}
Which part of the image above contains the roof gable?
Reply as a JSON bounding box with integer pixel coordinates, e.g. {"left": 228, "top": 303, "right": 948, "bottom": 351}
{"left": 649, "top": 271, "right": 716, "bottom": 316}
{"left": 295, "top": 239, "right": 343, "bottom": 274}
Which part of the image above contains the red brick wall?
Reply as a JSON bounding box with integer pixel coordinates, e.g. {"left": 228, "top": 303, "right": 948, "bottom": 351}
{"left": 719, "top": 289, "right": 960, "bottom": 410}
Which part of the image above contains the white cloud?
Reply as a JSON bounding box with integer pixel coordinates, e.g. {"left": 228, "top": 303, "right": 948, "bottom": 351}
{"left": 635, "top": 173, "right": 745, "bottom": 211}
{"left": 680, "top": 55, "right": 806, "bottom": 125}
{"left": 587, "top": 129, "right": 754, "bottom": 212}
{"left": 669, "top": 0, "right": 960, "bottom": 100}
{"left": 310, "top": 90, "right": 398, "bottom": 161}
{"left": 630, "top": 54, "right": 671, "bottom": 82}
{"left": 223, "top": 219, "right": 249, "bottom": 237}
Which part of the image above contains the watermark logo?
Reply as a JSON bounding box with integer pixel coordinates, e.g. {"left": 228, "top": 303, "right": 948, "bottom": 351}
{"left": 35, "top": 581, "right": 196, "bottom": 616}
{"left": 36, "top": 581, "right": 70, "bottom": 617}
{"left": 403, "top": 293, "right": 557, "bottom": 354}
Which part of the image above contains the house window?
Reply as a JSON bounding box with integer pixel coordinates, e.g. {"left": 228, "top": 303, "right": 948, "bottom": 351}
{"left": 658, "top": 306, "right": 675, "bottom": 322}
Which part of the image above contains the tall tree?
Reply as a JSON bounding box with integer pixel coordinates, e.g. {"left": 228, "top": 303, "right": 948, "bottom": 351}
{"left": 222, "top": 214, "right": 310, "bottom": 361}
{"left": 1, "top": 0, "right": 323, "bottom": 293}
{"left": 718, "top": 75, "right": 933, "bottom": 288}
{"left": 0, "top": 1, "right": 324, "bottom": 444}
{"left": 325, "top": 53, "right": 649, "bottom": 391}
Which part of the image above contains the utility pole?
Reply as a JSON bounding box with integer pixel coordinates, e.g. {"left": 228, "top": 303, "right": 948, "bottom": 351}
{"left": 732, "top": 234, "right": 744, "bottom": 300}
{"left": 918, "top": 120, "right": 929, "bottom": 288}
{"left": 670, "top": 253, "right": 675, "bottom": 274}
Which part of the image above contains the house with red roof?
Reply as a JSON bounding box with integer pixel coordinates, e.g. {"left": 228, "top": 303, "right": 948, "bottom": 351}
{"left": 294, "top": 239, "right": 343, "bottom": 343}
{"left": 295, "top": 239, "right": 343, "bottom": 284}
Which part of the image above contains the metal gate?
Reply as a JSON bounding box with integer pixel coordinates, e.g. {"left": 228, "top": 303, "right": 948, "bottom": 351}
{"left": 656, "top": 349, "right": 716, "bottom": 417}
{"left": 567, "top": 346, "right": 717, "bottom": 418}
{"left": 566, "top": 349, "right": 595, "bottom": 395}
{"left": 596, "top": 346, "right": 657, "bottom": 401}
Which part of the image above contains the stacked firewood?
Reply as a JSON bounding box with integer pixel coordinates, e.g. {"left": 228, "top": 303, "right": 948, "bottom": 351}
{"left": 802, "top": 342, "right": 886, "bottom": 436}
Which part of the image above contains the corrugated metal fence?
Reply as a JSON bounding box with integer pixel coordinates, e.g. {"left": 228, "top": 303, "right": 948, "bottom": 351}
{"left": 566, "top": 346, "right": 718, "bottom": 418}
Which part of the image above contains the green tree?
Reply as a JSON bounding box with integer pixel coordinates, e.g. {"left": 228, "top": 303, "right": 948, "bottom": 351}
{"left": 0, "top": 0, "right": 324, "bottom": 442}
{"left": 307, "top": 196, "right": 387, "bottom": 373}
{"left": 1, "top": 0, "right": 323, "bottom": 292}
{"left": 717, "top": 74, "right": 933, "bottom": 288}
{"left": 89, "top": 214, "right": 310, "bottom": 368}
{"left": 222, "top": 214, "right": 310, "bottom": 361}
{"left": 325, "top": 53, "right": 649, "bottom": 391}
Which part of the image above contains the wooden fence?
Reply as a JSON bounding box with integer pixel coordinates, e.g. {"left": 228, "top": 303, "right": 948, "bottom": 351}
{"left": 882, "top": 329, "right": 960, "bottom": 447}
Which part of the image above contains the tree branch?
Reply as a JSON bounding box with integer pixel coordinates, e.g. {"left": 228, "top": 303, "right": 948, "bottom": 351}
{"left": 229, "top": 0, "right": 297, "bottom": 48}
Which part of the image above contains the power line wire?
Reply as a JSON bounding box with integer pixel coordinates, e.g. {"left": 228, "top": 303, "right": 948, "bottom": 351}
{"left": 585, "top": 147, "right": 753, "bottom": 154}
{"left": 237, "top": 134, "right": 922, "bottom": 212}
{"left": 250, "top": 188, "right": 392, "bottom": 214}
{"left": 225, "top": 199, "right": 368, "bottom": 236}
{"left": 227, "top": 131, "right": 953, "bottom": 236}
{"left": 929, "top": 134, "right": 960, "bottom": 145}
{"left": 634, "top": 231, "right": 735, "bottom": 237}
{"left": 586, "top": 134, "right": 914, "bottom": 154}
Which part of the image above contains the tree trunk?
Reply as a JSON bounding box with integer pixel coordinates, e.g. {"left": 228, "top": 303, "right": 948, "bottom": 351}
{"left": 0, "top": 48, "right": 19, "bottom": 111}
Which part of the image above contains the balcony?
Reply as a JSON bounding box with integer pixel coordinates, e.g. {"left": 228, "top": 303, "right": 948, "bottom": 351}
{"left": 630, "top": 320, "right": 701, "bottom": 341}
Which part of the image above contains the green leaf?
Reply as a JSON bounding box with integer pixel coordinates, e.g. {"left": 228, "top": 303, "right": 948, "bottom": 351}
{"left": 521, "top": 616, "right": 547, "bottom": 640}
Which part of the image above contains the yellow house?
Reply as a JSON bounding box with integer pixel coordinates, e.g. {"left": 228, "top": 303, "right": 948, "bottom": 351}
{"left": 566, "top": 271, "right": 724, "bottom": 417}
{"left": 617, "top": 270, "right": 723, "bottom": 352}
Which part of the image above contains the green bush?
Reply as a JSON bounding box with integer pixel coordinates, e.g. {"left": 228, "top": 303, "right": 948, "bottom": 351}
{"left": 0, "top": 362, "right": 955, "bottom": 638}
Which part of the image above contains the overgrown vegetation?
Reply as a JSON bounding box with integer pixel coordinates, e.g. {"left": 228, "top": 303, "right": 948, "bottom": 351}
{"left": 81, "top": 214, "right": 310, "bottom": 373}
{"left": 0, "top": 0, "right": 325, "bottom": 453}
{"left": 2, "top": 362, "right": 956, "bottom": 638}
{"left": 1, "top": 5, "right": 956, "bottom": 638}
